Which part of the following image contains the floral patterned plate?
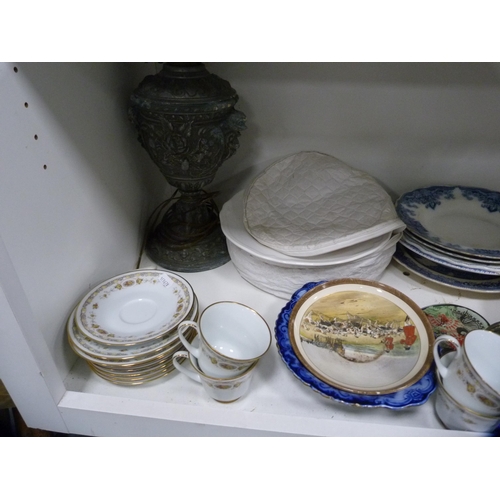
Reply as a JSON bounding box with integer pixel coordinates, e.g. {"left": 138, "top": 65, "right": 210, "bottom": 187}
{"left": 75, "top": 270, "right": 194, "bottom": 345}
{"left": 275, "top": 281, "right": 436, "bottom": 409}
{"left": 68, "top": 296, "right": 198, "bottom": 363}
{"left": 396, "top": 186, "right": 500, "bottom": 259}
{"left": 422, "top": 303, "right": 489, "bottom": 346}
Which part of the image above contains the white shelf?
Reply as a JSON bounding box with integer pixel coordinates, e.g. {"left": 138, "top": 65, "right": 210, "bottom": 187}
{"left": 59, "top": 258, "right": 497, "bottom": 436}
{"left": 3, "top": 62, "right": 500, "bottom": 437}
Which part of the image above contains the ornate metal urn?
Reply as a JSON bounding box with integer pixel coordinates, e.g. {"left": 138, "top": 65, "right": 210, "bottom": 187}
{"left": 129, "top": 63, "right": 246, "bottom": 271}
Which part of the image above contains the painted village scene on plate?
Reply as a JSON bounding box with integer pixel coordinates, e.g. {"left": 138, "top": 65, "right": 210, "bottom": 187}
{"left": 295, "top": 289, "right": 423, "bottom": 392}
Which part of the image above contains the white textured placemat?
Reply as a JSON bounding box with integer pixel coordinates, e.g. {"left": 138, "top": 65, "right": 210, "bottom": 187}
{"left": 243, "top": 151, "right": 405, "bottom": 257}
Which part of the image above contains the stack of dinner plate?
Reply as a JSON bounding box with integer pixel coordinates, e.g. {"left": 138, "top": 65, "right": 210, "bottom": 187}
{"left": 394, "top": 185, "right": 500, "bottom": 293}
{"left": 220, "top": 151, "right": 405, "bottom": 299}
{"left": 67, "top": 269, "right": 198, "bottom": 385}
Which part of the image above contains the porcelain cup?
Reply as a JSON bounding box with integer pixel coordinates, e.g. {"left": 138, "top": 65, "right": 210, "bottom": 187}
{"left": 177, "top": 301, "right": 271, "bottom": 379}
{"left": 172, "top": 350, "right": 258, "bottom": 403}
{"left": 433, "top": 330, "right": 500, "bottom": 416}
{"left": 435, "top": 371, "right": 500, "bottom": 433}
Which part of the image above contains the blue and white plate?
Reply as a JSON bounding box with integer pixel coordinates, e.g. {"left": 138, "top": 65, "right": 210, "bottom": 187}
{"left": 393, "top": 244, "right": 500, "bottom": 293}
{"left": 402, "top": 230, "right": 500, "bottom": 265}
{"left": 275, "top": 281, "right": 436, "bottom": 409}
{"left": 396, "top": 186, "right": 500, "bottom": 259}
{"left": 400, "top": 232, "right": 500, "bottom": 276}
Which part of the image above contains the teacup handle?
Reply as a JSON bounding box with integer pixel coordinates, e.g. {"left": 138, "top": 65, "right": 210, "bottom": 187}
{"left": 177, "top": 320, "right": 201, "bottom": 358}
{"left": 433, "top": 334, "right": 462, "bottom": 379}
{"left": 172, "top": 351, "right": 201, "bottom": 384}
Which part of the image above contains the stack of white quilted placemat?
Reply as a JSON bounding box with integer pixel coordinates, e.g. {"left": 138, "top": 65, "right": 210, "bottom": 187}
{"left": 220, "top": 151, "right": 405, "bottom": 298}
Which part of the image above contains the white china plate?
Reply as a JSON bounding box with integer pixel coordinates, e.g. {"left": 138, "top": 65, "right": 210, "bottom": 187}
{"left": 288, "top": 279, "right": 434, "bottom": 394}
{"left": 68, "top": 296, "right": 198, "bottom": 364}
{"left": 88, "top": 361, "right": 176, "bottom": 386}
{"left": 402, "top": 230, "right": 500, "bottom": 265}
{"left": 243, "top": 151, "right": 405, "bottom": 257}
{"left": 396, "top": 186, "right": 500, "bottom": 259}
{"left": 393, "top": 244, "right": 500, "bottom": 293}
{"left": 75, "top": 270, "right": 194, "bottom": 345}
{"left": 221, "top": 190, "right": 393, "bottom": 267}
{"left": 400, "top": 232, "right": 500, "bottom": 276}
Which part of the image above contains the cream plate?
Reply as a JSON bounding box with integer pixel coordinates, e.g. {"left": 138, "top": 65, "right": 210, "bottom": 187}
{"left": 69, "top": 296, "right": 198, "bottom": 362}
{"left": 400, "top": 231, "right": 500, "bottom": 276}
{"left": 288, "top": 279, "right": 434, "bottom": 394}
{"left": 393, "top": 244, "right": 500, "bottom": 293}
{"left": 68, "top": 322, "right": 196, "bottom": 368}
{"left": 88, "top": 362, "right": 176, "bottom": 386}
{"left": 403, "top": 230, "right": 500, "bottom": 264}
{"left": 221, "top": 190, "right": 393, "bottom": 266}
{"left": 75, "top": 270, "right": 194, "bottom": 345}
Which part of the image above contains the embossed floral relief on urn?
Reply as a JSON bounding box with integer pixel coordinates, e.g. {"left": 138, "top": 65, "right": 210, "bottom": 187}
{"left": 129, "top": 63, "right": 246, "bottom": 271}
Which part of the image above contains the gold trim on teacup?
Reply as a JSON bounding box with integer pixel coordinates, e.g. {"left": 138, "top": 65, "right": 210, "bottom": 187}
{"left": 436, "top": 373, "right": 500, "bottom": 419}
{"left": 197, "top": 301, "right": 272, "bottom": 363}
{"left": 176, "top": 350, "right": 259, "bottom": 382}
{"left": 461, "top": 335, "right": 500, "bottom": 409}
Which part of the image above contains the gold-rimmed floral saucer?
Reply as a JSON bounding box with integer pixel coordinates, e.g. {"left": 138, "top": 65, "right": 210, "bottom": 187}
{"left": 67, "top": 270, "right": 199, "bottom": 385}
{"left": 75, "top": 270, "right": 195, "bottom": 345}
{"left": 68, "top": 295, "right": 198, "bottom": 362}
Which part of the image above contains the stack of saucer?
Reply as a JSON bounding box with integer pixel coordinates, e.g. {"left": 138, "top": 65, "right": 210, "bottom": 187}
{"left": 67, "top": 269, "right": 198, "bottom": 385}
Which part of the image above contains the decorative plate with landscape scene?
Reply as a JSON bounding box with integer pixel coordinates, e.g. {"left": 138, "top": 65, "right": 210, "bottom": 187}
{"left": 275, "top": 282, "right": 436, "bottom": 408}
{"left": 288, "top": 279, "right": 434, "bottom": 395}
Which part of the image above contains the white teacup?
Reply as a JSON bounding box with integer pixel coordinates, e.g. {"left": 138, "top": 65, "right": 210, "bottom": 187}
{"left": 434, "top": 351, "right": 500, "bottom": 433}
{"left": 433, "top": 330, "right": 500, "bottom": 416}
{"left": 177, "top": 301, "right": 271, "bottom": 379}
{"left": 435, "top": 371, "right": 500, "bottom": 433}
{"left": 172, "top": 350, "right": 258, "bottom": 403}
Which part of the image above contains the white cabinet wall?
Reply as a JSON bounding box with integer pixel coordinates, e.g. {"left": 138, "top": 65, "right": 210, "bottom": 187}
{"left": 1, "top": 62, "right": 499, "bottom": 436}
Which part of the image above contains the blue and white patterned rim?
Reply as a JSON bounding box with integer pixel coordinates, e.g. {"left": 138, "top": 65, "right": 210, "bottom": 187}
{"left": 274, "top": 281, "right": 436, "bottom": 409}
{"left": 400, "top": 233, "right": 500, "bottom": 276}
{"left": 393, "top": 244, "right": 500, "bottom": 293}
{"left": 396, "top": 186, "right": 500, "bottom": 258}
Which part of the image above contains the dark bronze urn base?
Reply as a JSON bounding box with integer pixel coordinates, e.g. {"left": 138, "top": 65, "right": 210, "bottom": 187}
{"left": 129, "top": 62, "right": 246, "bottom": 272}
{"left": 146, "top": 226, "right": 230, "bottom": 273}
{"left": 145, "top": 190, "right": 230, "bottom": 272}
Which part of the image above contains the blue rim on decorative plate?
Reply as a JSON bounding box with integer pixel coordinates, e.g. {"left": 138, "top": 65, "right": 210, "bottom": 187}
{"left": 275, "top": 281, "right": 436, "bottom": 409}
{"left": 393, "top": 244, "right": 500, "bottom": 293}
{"left": 395, "top": 185, "right": 500, "bottom": 259}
